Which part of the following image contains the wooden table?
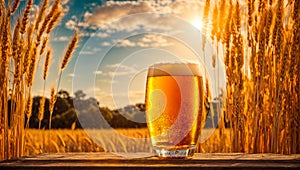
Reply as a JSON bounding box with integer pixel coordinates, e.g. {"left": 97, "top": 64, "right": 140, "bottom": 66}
{"left": 1, "top": 152, "right": 300, "bottom": 169}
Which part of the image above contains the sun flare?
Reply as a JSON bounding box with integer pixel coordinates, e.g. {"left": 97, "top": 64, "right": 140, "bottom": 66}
{"left": 192, "top": 18, "right": 204, "bottom": 31}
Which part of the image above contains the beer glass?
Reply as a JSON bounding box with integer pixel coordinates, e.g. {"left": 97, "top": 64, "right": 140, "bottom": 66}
{"left": 145, "top": 63, "right": 205, "bottom": 158}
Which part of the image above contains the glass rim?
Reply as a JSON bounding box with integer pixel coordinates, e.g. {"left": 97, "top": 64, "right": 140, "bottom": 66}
{"left": 147, "top": 62, "right": 204, "bottom": 77}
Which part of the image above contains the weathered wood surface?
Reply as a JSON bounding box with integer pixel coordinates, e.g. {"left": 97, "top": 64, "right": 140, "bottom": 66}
{"left": 1, "top": 152, "right": 300, "bottom": 170}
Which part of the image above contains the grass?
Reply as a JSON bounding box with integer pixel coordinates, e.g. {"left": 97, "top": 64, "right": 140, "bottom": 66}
{"left": 0, "top": 0, "right": 78, "bottom": 160}
{"left": 23, "top": 128, "right": 230, "bottom": 155}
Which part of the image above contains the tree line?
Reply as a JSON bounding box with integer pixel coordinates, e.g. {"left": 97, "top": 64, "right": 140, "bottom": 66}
{"left": 8, "top": 90, "right": 147, "bottom": 129}
{"left": 8, "top": 89, "right": 227, "bottom": 129}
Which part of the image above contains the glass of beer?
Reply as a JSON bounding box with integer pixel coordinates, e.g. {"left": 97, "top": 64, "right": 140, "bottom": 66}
{"left": 145, "top": 63, "right": 205, "bottom": 158}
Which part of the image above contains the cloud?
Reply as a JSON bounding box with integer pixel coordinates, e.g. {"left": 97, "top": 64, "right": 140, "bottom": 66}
{"left": 53, "top": 36, "right": 71, "bottom": 42}
{"left": 86, "top": 1, "right": 154, "bottom": 28}
{"left": 84, "top": 87, "right": 107, "bottom": 100}
{"left": 101, "top": 42, "right": 111, "bottom": 47}
{"left": 105, "top": 64, "right": 137, "bottom": 77}
{"left": 116, "top": 39, "right": 136, "bottom": 47}
{"left": 128, "top": 91, "right": 145, "bottom": 99}
{"left": 68, "top": 73, "right": 75, "bottom": 77}
{"left": 94, "top": 70, "right": 103, "bottom": 75}
{"left": 95, "top": 32, "right": 109, "bottom": 38}
{"left": 79, "top": 51, "right": 95, "bottom": 55}
{"left": 62, "top": 0, "right": 208, "bottom": 42}
{"left": 138, "top": 34, "right": 173, "bottom": 47}
{"left": 171, "top": 0, "right": 205, "bottom": 22}
{"left": 65, "top": 19, "right": 77, "bottom": 30}
{"left": 80, "top": 47, "right": 102, "bottom": 55}
{"left": 106, "top": 64, "right": 122, "bottom": 69}
{"left": 98, "top": 79, "right": 118, "bottom": 84}
{"left": 83, "top": 0, "right": 207, "bottom": 32}
{"left": 116, "top": 34, "right": 173, "bottom": 48}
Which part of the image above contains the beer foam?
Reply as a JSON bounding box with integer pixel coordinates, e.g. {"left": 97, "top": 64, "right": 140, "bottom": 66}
{"left": 147, "top": 63, "right": 203, "bottom": 76}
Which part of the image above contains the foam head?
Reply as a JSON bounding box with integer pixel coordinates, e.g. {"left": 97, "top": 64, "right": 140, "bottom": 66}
{"left": 147, "top": 63, "right": 204, "bottom": 77}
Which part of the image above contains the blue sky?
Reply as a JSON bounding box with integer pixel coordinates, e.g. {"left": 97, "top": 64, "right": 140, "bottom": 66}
{"left": 18, "top": 0, "right": 226, "bottom": 109}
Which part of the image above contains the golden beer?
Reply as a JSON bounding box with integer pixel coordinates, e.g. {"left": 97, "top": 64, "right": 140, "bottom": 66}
{"left": 145, "top": 63, "right": 205, "bottom": 158}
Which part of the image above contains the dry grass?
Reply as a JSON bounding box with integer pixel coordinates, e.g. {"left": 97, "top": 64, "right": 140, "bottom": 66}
{"left": 22, "top": 128, "right": 229, "bottom": 155}
{"left": 205, "top": 0, "right": 299, "bottom": 154}
{"left": 0, "top": 0, "right": 78, "bottom": 160}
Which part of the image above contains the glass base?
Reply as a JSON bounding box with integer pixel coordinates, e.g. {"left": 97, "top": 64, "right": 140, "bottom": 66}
{"left": 152, "top": 145, "right": 196, "bottom": 159}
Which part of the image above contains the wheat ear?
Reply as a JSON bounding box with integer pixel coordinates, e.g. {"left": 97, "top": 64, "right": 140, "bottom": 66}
{"left": 43, "top": 48, "right": 51, "bottom": 80}
{"left": 35, "top": 0, "right": 49, "bottom": 30}
{"left": 38, "top": 97, "right": 46, "bottom": 129}
{"left": 20, "top": 0, "right": 33, "bottom": 34}
{"left": 25, "top": 94, "right": 33, "bottom": 128}
{"left": 61, "top": 32, "right": 79, "bottom": 70}
{"left": 46, "top": 10, "right": 62, "bottom": 34}
{"left": 10, "top": 0, "right": 20, "bottom": 14}
{"left": 39, "top": 35, "right": 49, "bottom": 56}
{"left": 49, "top": 87, "right": 56, "bottom": 130}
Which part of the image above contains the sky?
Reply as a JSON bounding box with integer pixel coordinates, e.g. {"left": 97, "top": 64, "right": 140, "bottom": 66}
{"left": 16, "top": 0, "right": 226, "bottom": 109}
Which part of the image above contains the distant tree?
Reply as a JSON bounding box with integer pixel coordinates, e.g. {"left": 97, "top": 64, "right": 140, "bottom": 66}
{"left": 52, "top": 108, "right": 77, "bottom": 129}
{"left": 74, "top": 90, "right": 86, "bottom": 100}
{"left": 26, "top": 96, "right": 50, "bottom": 129}
{"left": 23, "top": 89, "right": 149, "bottom": 129}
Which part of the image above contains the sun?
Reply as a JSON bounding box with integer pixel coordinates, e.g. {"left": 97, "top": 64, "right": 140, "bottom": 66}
{"left": 192, "top": 18, "right": 204, "bottom": 31}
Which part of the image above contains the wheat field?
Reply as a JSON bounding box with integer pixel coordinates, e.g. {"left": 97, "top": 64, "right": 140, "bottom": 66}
{"left": 1, "top": 0, "right": 299, "bottom": 161}
{"left": 0, "top": 0, "right": 78, "bottom": 160}
{"left": 23, "top": 128, "right": 230, "bottom": 155}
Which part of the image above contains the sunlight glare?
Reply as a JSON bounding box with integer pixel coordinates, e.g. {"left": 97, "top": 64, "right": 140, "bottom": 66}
{"left": 192, "top": 18, "right": 203, "bottom": 31}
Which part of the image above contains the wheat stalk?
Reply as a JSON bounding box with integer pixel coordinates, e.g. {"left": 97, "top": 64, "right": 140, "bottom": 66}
{"left": 60, "top": 32, "right": 79, "bottom": 70}
{"left": 39, "top": 35, "right": 48, "bottom": 56}
{"left": 202, "top": 0, "right": 211, "bottom": 51}
{"left": 37, "top": 0, "right": 61, "bottom": 46}
{"left": 46, "top": 10, "right": 62, "bottom": 34}
{"left": 20, "top": 0, "right": 33, "bottom": 34}
{"left": 25, "top": 94, "right": 33, "bottom": 128}
{"left": 38, "top": 97, "right": 45, "bottom": 129}
{"left": 23, "top": 24, "right": 34, "bottom": 75}
{"left": 26, "top": 45, "right": 38, "bottom": 87}
{"left": 43, "top": 48, "right": 51, "bottom": 80}
{"left": 0, "top": 0, "right": 82, "bottom": 160}
{"left": 35, "top": 0, "right": 49, "bottom": 31}
{"left": 49, "top": 86, "right": 56, "bottom": 129}
{"left": 10, "top": 0, "right": 20, "bottom": 14}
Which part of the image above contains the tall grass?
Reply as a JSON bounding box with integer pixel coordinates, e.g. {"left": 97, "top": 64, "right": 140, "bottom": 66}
{"left": 204, "top": 0, "right": 299, "bottom": 154}
{"left": 0, "top": 0, "right": 78, "bottom": 160}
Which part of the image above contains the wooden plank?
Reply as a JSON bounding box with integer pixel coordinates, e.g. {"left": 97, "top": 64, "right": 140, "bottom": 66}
{"left": 0, "top": 153, "right": 300, "bottom": 170}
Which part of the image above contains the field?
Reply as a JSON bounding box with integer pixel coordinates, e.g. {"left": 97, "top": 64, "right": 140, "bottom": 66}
{"left": 1, "top": 0, "right": 300, "bottom": 161}
{"left": 23, "top": 128, "right": 231, "bottom": 156}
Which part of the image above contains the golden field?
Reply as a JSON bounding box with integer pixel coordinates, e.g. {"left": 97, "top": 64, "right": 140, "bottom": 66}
{"left": 1, "top": 0, "right": 300, "bottom": 161}
{"left": 23, "top": 128, "right": 230, "bottom": 156}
